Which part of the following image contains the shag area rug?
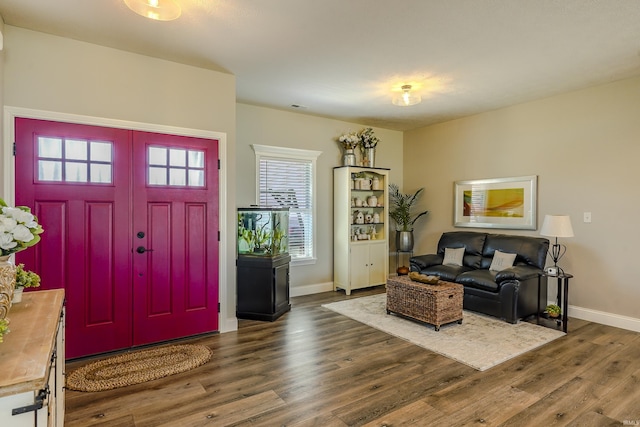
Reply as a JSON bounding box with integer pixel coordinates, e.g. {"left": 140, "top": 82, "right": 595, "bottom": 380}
{"left": 66, "top": 344, "right": 212, "bottom": 392}
{"left": 323, "top": 293, "right": 565, "bottom": 371}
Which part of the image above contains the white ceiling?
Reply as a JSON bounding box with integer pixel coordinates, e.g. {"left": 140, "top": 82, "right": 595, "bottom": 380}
{"left": 1, "top": 0, "right": 640, "bottom": 131}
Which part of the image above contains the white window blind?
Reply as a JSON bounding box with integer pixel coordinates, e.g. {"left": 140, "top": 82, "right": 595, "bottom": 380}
{"left": 253, "top": 145, "right": 321, "bottom": 263}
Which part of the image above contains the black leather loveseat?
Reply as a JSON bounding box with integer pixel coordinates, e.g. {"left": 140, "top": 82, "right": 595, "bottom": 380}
{"left": 409, "top": 231, "right": 549, "bottom": 323}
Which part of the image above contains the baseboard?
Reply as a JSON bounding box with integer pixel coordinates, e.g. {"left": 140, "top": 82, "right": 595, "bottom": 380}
{"left": 290, "top": 281, "right": 335, "bottom": 297}
{"left": 219, "top": 317, "right": 238, "bottom": 333}
{"left": 568, "top": 305, "right": 640, "bottom": 333}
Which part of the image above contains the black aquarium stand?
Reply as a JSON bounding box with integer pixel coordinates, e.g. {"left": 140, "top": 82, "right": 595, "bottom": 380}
{"left": 237, "top": 253, "right": 291, "bottom": 321}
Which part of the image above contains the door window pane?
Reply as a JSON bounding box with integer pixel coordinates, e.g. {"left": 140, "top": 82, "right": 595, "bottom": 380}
{"left": 169, "top": 149, "right": 186, "bottom": 167}
{"left": 188, "top": 170, "right": 204, "bottom": 187}
{"left": 38, "top": 160, "right": 63, "bottom": 181}
{"left": 149, "top": 147, "right": 167, "bottom": 165}
{"left": 91, "top": 141, "right": 112, "bottom": 162}
{"left": 90, "top": 164, "right": 112, "bottom": 183}
{"left": 66, "top": 163, "right": 88, "bottom": 182}
{"left": 149, "top": 167, "right": 167, "bottom": 185}
{"left": 169, "top": 168, "right": 187, "bottom": 186}
{"left": 66, "top": 139, "right": 88, "bottom": 160}
{"left": 38, "top": 137, "right": 62, "bottom": 158}
{"left": 189, "top": 151, "right": 204, "bottom": 168}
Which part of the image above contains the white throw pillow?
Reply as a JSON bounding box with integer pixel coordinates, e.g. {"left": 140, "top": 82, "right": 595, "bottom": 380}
{"left": 443, "top": 247, "right": 465, "bottom": 266}
{"left": 489, "top": 250, "right": 517, "bottom": 272}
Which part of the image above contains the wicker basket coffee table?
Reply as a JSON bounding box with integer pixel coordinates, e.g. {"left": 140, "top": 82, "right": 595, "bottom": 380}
{"left": 386, "top": 275, "right": 463, "bottom": 331}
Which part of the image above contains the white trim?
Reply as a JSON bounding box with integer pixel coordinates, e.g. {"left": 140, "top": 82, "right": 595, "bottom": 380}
{"left": 2, "top": 106, "right": 235, "bottom": 333}
{"left": 567, "top": 304, "right": 640, "bottom": 333}
{"left": 251, "top": 144, "right": 321, "bottom": 264}
{"left": 290, "top": 281, "right": 335, "bottom": 297}
{"left": 251, "top": 144, "right": 322, "bottom": 161}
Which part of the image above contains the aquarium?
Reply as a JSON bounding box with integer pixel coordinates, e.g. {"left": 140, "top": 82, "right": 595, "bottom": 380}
{"left": 237, "top": 207, "right": 289, "bottom": 256}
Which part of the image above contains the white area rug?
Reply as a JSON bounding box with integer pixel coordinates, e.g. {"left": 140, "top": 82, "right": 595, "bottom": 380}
{"left": 322, "top": 293, "right": 565, "bottom": 371}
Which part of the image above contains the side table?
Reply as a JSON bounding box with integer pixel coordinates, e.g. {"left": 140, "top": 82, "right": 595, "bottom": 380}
{"left": 537, "top": 272, "right": 573, "bottom": 333}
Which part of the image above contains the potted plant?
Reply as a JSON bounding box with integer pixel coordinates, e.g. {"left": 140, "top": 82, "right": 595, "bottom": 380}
{"left": 545, "top": 304, "right": 561, "bottom": 318}
{"left": 388, "top": 184, "right": 429, "bottom": 252}
{"left": 13, "top": 263, "right": 41, "bottom": 303}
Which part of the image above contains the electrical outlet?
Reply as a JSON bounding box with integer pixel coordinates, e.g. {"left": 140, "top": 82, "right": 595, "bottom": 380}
{"left": 584, "top": 212, "right": 592, "bottom": 223}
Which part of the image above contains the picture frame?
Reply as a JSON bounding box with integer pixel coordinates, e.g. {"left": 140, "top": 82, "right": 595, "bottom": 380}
{"left": 454, "top": 175, "right": 537, "bottom": 230}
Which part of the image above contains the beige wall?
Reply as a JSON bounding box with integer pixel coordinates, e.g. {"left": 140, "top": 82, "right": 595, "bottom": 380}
{"left": 1, "top": 26, "right": 238, "bottom": 331}
{"left": 237, "top": 103, "right": 403, "bottom": 293}
{"left": 404, "top": 75, "right": 640, "bottom": 325}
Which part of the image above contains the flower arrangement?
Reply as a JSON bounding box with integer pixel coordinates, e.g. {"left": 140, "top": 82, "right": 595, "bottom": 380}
{"left": 0, "top": 199, "right": 44, "bottom": 257}
{"left": 15, "top": 264, "right": 41, "bottom": 289}
{"left": 337, "top": 131, "right": 360, "bottom": 150}
{"left": 358, "top": 127, "right": 380, "bottom": 149}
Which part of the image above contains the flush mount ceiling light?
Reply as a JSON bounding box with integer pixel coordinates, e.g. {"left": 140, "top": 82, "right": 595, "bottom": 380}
{"left": 392, "top": 84, "right": 421, "bottom": 106}
{"left": 124, "top": 0, "right": 181, "bottom": 21}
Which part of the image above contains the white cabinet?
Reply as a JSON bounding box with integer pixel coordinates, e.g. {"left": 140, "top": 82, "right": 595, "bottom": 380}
{"left": 0, "top": 290, "right": 65, "bottom": 427}
{"left": 334, "top": 166, "right": 389, "bottom": 295}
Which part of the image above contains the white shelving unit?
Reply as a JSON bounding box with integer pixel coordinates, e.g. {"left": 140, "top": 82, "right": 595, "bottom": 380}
{"left": 334, "top": 166, "right": 389, "bottom": 295}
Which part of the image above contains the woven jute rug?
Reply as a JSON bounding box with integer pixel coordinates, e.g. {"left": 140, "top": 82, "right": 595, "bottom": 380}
{"left": 323, "top": 293, "right": 565, "bottom": 371}
{"left": 66, "top": 344, "right": 212, "bottom": 392}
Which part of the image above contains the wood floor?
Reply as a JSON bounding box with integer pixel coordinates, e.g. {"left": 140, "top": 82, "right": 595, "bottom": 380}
{"left": 65, "top": 286, "right": 640, "bottom": 426}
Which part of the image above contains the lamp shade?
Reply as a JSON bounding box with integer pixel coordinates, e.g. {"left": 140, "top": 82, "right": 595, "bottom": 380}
{"left": 540, "top": 215, "right": 574, "bottom": 238}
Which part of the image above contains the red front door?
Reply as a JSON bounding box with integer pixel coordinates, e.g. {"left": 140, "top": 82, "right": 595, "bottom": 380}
{"left": 131, "top": 131, "right": 219, "bottom": 346}
{"left": 14, "top": 118, "right": 219, "bottom": 359}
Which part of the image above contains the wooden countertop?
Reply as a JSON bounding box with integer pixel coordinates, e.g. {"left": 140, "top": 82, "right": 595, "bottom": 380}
{"left": 0, "top": 289, "right": 65, "bottom": 398}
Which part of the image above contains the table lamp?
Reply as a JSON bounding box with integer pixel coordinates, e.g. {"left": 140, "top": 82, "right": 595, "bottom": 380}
{"left": 540, "top": 214, "right": 574, "bottom": 275}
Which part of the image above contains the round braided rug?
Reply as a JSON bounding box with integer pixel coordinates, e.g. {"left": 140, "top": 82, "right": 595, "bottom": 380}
{"left": 66, "top": 344, "right": 212, "bottom": 392}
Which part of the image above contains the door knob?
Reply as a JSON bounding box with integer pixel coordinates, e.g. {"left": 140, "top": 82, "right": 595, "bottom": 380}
{"left": 136, "top": 246, "right": 153, "bottom": 254}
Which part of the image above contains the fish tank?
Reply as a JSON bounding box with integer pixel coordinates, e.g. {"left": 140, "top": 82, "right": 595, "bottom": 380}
{"left": 237, "top": 207, "right": 289, "bottom": 256}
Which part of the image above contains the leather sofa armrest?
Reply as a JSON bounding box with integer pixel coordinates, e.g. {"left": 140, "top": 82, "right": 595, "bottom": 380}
{"left": 495, "top": 265, "right": 541, "bottom": 283}
{"left": 410, "top": 254, "right": 443, "bottom": 270}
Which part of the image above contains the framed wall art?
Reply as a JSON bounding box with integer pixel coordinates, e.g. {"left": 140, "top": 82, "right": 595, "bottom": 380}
{"left": 454, "top": 175, "right": 537, "bottom": 230}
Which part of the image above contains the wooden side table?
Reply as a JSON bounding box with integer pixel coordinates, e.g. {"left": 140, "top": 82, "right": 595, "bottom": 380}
{"left": 537, "top": 272, "right": 573, "bottom": 333}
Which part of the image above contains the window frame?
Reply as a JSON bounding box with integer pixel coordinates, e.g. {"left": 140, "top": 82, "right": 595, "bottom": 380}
{"left": 252, "top": 144, "right": 321, "bottom": 266}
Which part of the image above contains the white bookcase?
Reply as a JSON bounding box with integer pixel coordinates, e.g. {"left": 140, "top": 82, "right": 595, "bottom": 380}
{"left": 334, "top": 166, "right": 389, "bottom": 295}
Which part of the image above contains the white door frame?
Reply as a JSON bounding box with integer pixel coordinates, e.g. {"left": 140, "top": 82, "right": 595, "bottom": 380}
{"left": 3, "top": 106, "right": 235, "bottom": 333}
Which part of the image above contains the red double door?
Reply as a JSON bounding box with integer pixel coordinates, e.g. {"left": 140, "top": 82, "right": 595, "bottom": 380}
{"left": 15, "top": 118, "right": 219, "bottom": 359}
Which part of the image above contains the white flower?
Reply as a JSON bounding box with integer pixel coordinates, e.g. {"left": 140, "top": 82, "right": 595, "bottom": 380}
{"left": 0, "top": 233, "right": 17, "bottom": 250}
{"left": 11, "top": 224, "right": 35, "bottom": 243}
{"left": 4, "top": 207, "right": 37, "bottom": 228}
{"left": 0, "top": 216, "right": 18, "bottom": 233}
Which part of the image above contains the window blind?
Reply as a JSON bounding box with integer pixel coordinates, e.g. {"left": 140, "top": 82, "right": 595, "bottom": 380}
{"left": 258, "top": 157, "right": 313, "bottom": 260}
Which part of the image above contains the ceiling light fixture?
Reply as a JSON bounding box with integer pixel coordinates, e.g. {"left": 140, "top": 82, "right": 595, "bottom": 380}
{"left": 124, "top": 0, "right": 181, "bottom": 21}
{"left": 392, "top": 84, "right": 421, "bottom": 107}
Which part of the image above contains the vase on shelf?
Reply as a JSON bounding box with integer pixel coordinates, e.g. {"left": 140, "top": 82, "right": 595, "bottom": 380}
{"left": 364, "top": 148, "right": 376, "bottom": 168}
{"left": 342, "top": 149, "right": 356, "bottom": 166}
{"left": 0, "top": 256, "right": 16, "bottom": 320}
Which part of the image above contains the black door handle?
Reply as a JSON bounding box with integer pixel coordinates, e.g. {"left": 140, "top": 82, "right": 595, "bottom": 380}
{"left": 136, "top": 246, "right": 154, "bottom": 254}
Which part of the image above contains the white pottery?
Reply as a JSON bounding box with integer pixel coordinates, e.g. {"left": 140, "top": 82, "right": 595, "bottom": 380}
{"left": 12, "top": 287, "right": 23, "bottom": 304}
{"left": 367, "top": 195, "right": 377, "bottom": 206}
{"left": 372, "top": 177, "right": 381, "bottom": 190}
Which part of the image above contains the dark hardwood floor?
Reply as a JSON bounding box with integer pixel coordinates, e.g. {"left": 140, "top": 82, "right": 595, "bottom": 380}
{"left": 65, "top": 286, "right": 640, "bottom": 426}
